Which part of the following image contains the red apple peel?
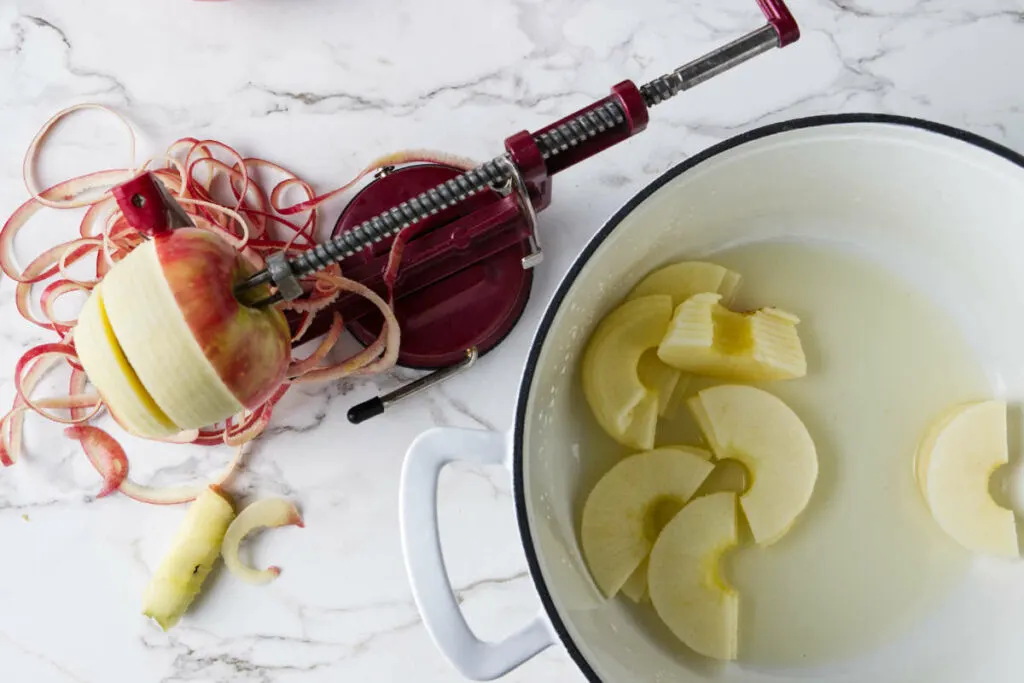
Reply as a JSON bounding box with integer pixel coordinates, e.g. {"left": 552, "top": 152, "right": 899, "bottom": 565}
{"left": 1, "top": 103, "right": 470, "bottom": 501}
{"left": 64, "top": 425, "right": 129, "bottom": 497}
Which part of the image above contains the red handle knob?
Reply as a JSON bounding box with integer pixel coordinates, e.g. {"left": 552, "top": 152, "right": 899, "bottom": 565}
{"left": 757, "top": 0, "right": 800, "bottom": 46}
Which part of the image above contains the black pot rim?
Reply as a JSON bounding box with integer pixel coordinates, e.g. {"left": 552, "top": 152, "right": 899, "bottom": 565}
{"left": 511, "top": 112, "right": 1024, "bottom": 682}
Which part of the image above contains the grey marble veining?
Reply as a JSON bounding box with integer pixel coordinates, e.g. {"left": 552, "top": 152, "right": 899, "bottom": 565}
{"left": 1, "top": 0, "right": 1023, "bottom": 680}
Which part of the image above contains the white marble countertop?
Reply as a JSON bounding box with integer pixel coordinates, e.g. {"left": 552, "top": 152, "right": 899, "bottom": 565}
{"left": 1, "top": 0, "right": 1023, "bottom": 681}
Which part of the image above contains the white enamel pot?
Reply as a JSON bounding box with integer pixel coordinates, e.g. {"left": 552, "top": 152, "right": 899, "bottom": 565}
{"left": 399, "top": 114, "right": 1024, "bottom": 682}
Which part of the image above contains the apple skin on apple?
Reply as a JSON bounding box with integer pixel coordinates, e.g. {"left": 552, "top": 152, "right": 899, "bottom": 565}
{"left": 155, "top": 230, "right": 291, "bottom": 409}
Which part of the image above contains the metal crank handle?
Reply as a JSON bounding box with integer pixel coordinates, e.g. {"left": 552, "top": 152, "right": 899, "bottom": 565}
{"left": 236, "top": 0, "right": 799, "bottom": 307}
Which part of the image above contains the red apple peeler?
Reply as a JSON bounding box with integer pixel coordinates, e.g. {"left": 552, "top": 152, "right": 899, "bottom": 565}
{"left": 117, "top": 1, "right": 799, "bottom": 423}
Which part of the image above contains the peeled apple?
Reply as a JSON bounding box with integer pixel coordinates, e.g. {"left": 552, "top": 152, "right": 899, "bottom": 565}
{"left": 74, "top": 229, "right": 291, "bottom": 437}
{"left": 142, "top": 486, "right": 236, "bottom": 630}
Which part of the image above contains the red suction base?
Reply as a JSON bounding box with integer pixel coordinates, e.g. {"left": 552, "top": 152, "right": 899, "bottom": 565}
{"left": 332, "top": 164, "right": 534, "bottom": 369}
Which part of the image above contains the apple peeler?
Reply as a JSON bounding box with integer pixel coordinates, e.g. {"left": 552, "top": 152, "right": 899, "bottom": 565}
{"left": 115, "top": 0, "right": 799, "bottom": 423}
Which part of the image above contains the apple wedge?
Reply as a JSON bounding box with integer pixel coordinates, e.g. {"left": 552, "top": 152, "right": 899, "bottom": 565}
{"left": 658, "top": 292, "right": 806, "bottom": 381}
{"left": 648, "top": 491, "right": 739, "bottom": 661}
{"left": 581, "top": 447, "right": 713, "bottom": 597}
{"left": 222, "top": 498, "right": 304, "bottom": 585}
{"left": 628, "top": 261, "right": 742, "bottom": 417}
{"left": 916, "top": 400, "right": 1018, "bottom": 558}
{"left": 581, "top": 295, "right": 673, "bottom": 449}
{"left": 689, "top": 385, "right": 818, "bottom": 546}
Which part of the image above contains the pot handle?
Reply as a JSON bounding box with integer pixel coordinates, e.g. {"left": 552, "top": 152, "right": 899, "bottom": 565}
{"left": 400, "top": 427, "right": 555, "bottom": 680}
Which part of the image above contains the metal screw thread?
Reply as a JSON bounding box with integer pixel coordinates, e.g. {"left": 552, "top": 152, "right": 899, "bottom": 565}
{"left": 289, "top": 157, "right": 512, "bottom": 277}
{"left": 639, "top": 74, "right": 681, "bottom": 106}
{"left": 533, "top": 100, "right": 627, "bottom": 159}
{"left": 288, "top": 101, "right": 628, "bottom": 278}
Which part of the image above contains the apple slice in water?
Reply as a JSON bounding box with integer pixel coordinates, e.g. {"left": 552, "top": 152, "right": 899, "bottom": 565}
{"left": 581, "top": 447, "right": 713, "bottom": 597}
{"left": 658, "top": 292, "right": 806, "bottom": 381}
{"left": 628, "top": 261, "right": 743, "bottom": 417}
{"left": 627, "top": 261, "right": 741, "bottom": 308}
{"left": 916, "top": 400, "right": 1018, "bottom": 558}
{"left": 648, "top": 491, "right": 739, "bottom": 661}
{"left": 581, "top": 295, "right": 673, "bottom": 449}
{"left": 619, "top": 558, "right": 649, "bottom": 603}
{"left": 689, "top": 385, "right": 818, "bottom": 546}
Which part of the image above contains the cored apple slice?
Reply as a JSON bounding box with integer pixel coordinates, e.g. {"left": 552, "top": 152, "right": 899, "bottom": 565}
{"left": 917, "top": 400, "right": 1018, "bottom": 558}
{"left": 581, "top": 295, "right": 673, "bottom": 449}
{"left": 74, "top": 285, "right": 178, "bottom": 437}
{"left": 658, "top": 292, "right": 806, "bottom": 381}
{"left": 648, "top": 491, "right": 739, "bottom": 660}
{"left": 689, "top": 385, "right": 818, "bottom": 546}
{"left": 628, "top": 261, "right": 741, "bottom": 308}
{"left": 101, "top": 229, "right": 290, "bottom": 432}
{"left": 581, "top": 447, "right": 714, "bottom": 597}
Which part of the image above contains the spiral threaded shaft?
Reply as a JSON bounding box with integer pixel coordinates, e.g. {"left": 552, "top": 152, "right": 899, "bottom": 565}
{"left": 534, "top": 100, "right": 626, "bottom": 159}
{"left": 639, "top": 75, "right": 681, "bottom": 106}
{"left": 287, "top": 101, "right": 629, "bottom": 279}
{"left": 288, "top": 157, "right": 510, "bottom": 277}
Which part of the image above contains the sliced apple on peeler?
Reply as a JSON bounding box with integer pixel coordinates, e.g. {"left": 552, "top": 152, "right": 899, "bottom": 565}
{"left": 658, "top": 292, "right": 806, "bottom": 381}
{"left": 581, "top": 295, "right": 673, "bottom": 448}
{"left": 689, "top": 385, "right": 818, "bottom": 546}
{"left": 648, "top": 491, "right": 739, "bottom": 661}
{"left": 916, "top": 400, "right": 1018, "bottom": 558}
{"left": 75, "top": 228, "right": 291, "bottom": 437}
{"left": 581, "top": 447, "right": 714, "bottom": 597}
